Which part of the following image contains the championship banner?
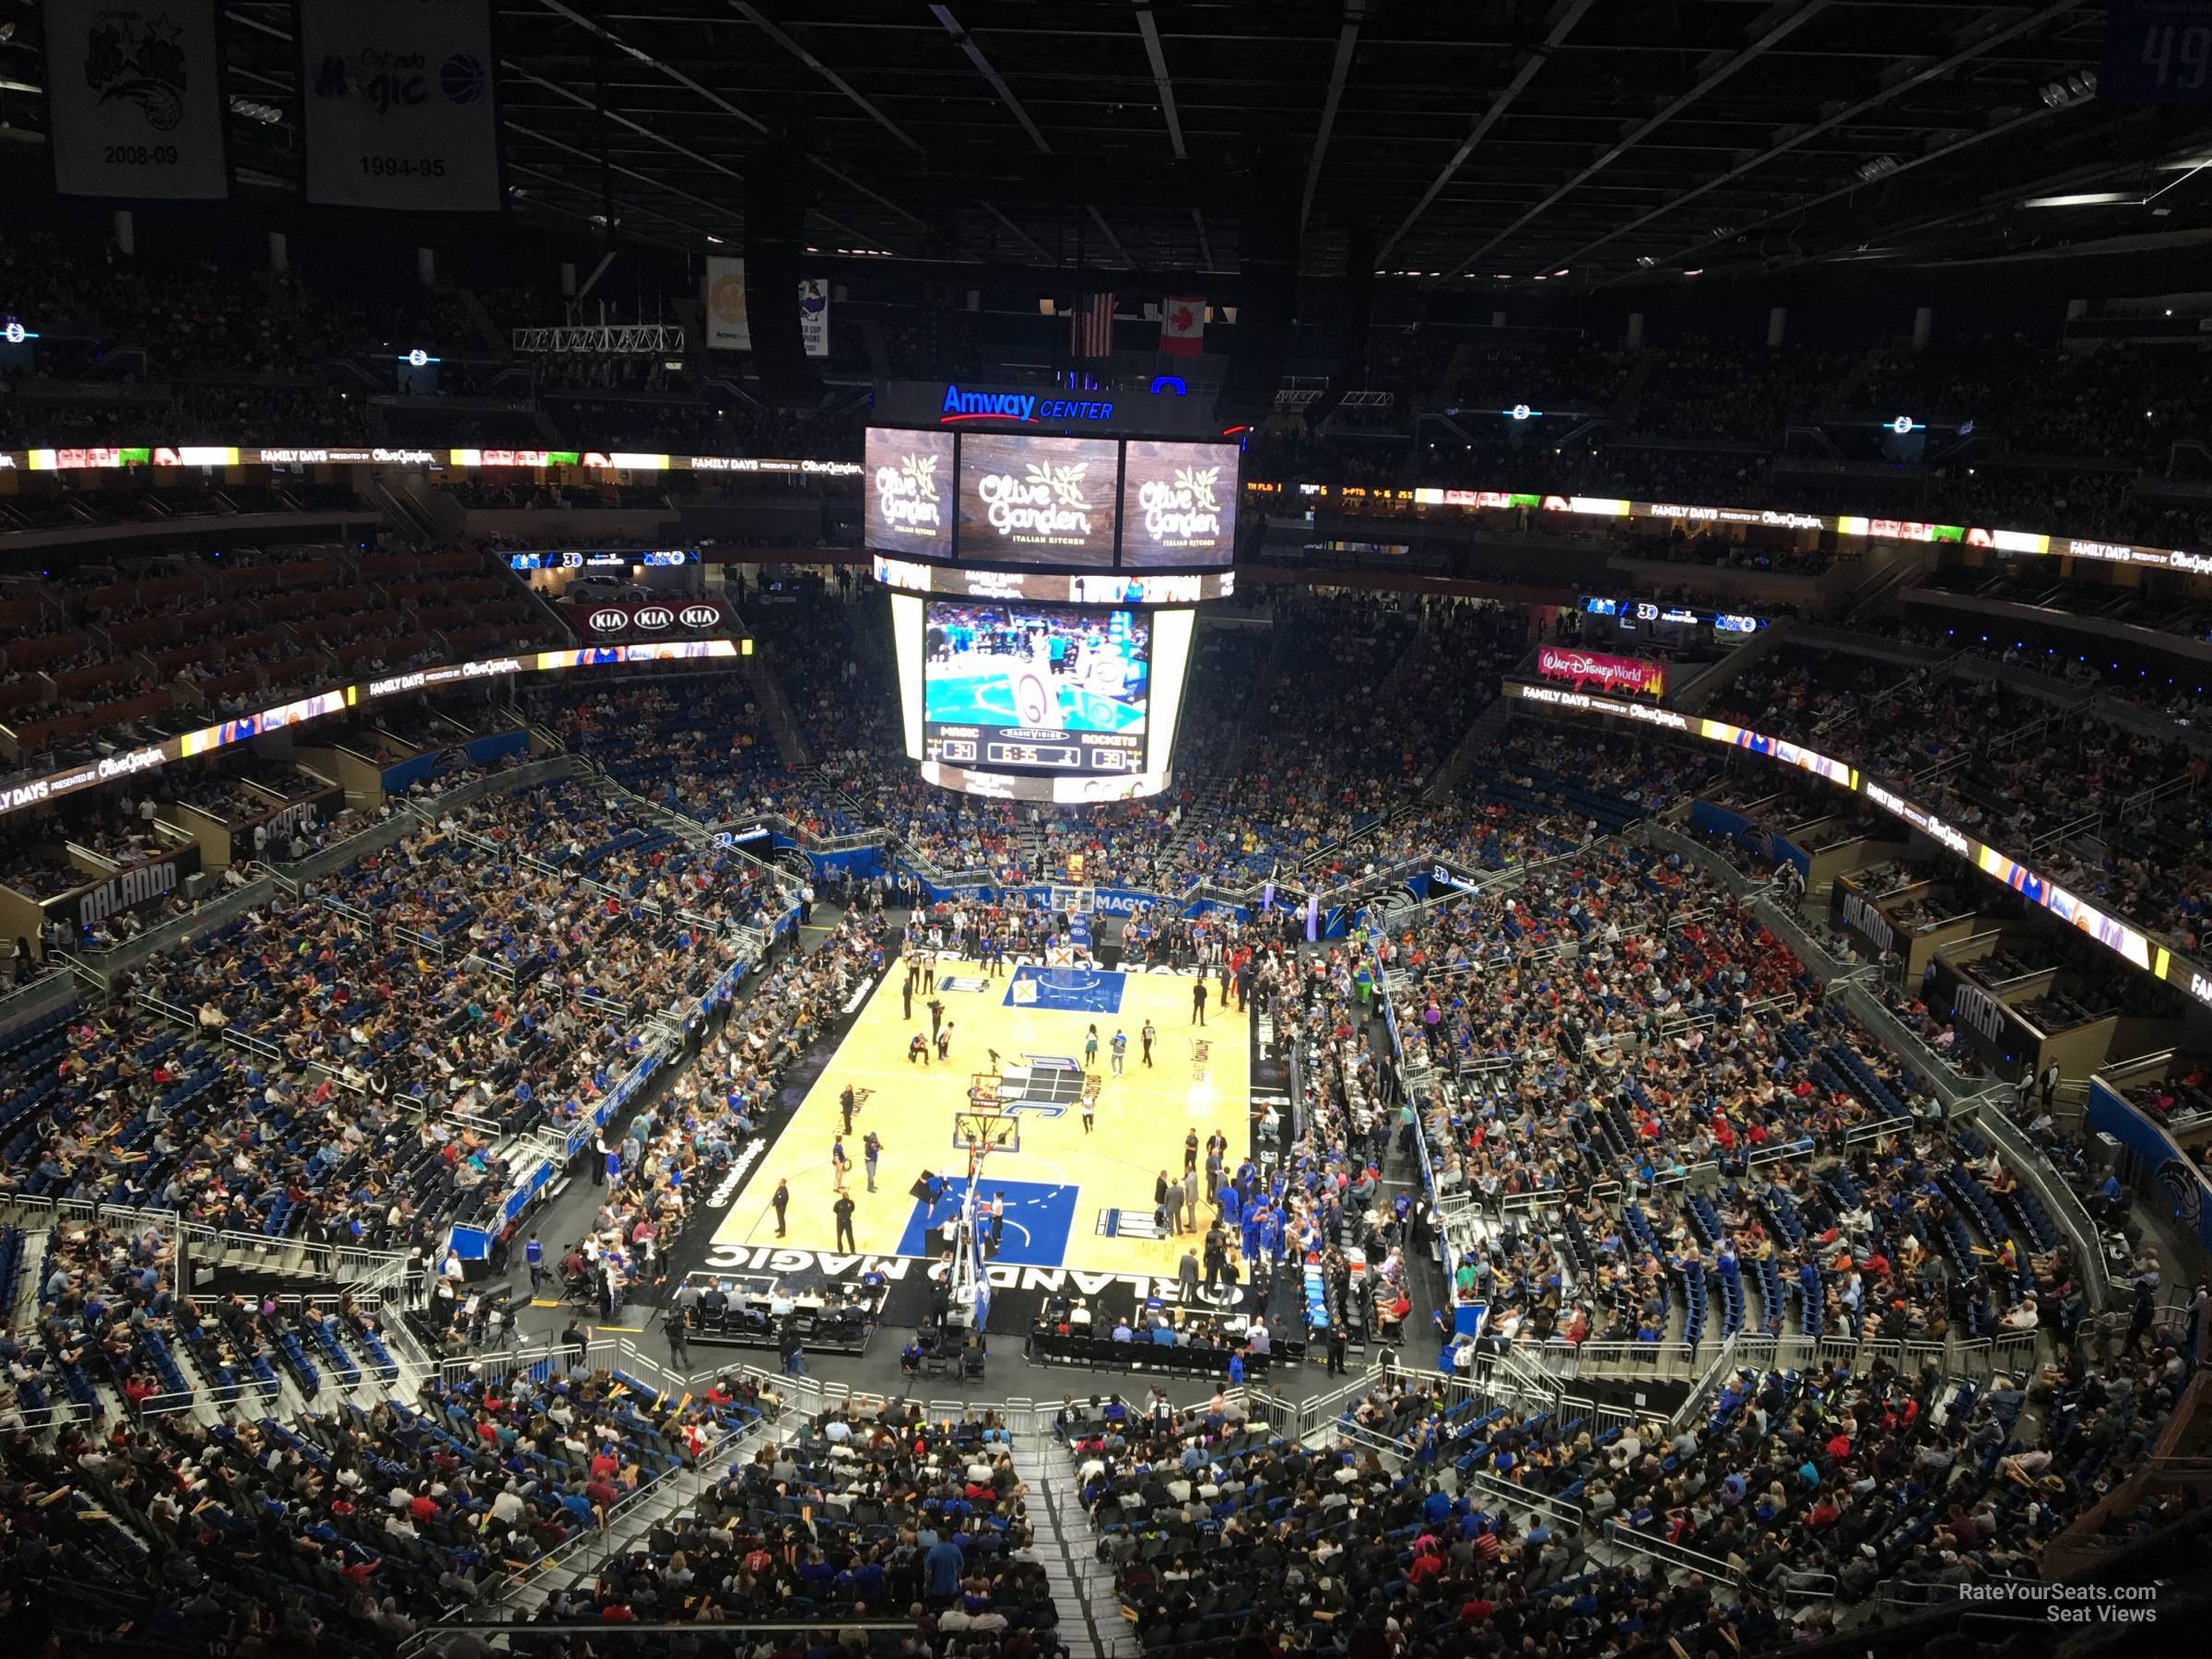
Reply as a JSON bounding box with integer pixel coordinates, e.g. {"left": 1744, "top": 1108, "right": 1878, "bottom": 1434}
{"left": 297, "top": 0, "right": 502, "bottom": 212}
{"left": 704, "top": 257, "right": 750, "bottom": 351}
{"left": 1536, "top": 644, "right": 1666, "bottom": 699}
{"left": 43, "top": 0, "right": 231, "bottom": 199}
{"left": 799, "top": 277, "right": 830, "bottom": 359}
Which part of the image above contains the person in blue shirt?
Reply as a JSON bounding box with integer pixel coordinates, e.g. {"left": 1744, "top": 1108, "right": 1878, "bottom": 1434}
{"left": 923, "top": 1535, "right": 965, "bottom": 1601}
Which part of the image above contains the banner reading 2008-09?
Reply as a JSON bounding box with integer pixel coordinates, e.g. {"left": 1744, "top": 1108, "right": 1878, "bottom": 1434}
{"left": 42, "top": 0, "right": 232, "bottom": 199}
{"left": 297, "top": 0, "right": 502, "bottom": 211}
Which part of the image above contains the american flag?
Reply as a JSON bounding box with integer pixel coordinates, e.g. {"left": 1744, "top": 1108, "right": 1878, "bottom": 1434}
{"left": 1069, "top": 292, "right": 1116, "bottom": 359}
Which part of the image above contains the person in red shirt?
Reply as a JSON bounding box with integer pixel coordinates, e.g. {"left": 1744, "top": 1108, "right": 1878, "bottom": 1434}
{"left": 1406, "top": 1544, "right": 1444, "bottom": 1590}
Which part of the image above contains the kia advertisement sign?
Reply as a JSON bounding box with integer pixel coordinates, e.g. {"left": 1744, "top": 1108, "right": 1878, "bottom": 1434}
{"left": 864, "top": 427, "right": 955, "bottom": 559}
{"left": 1120, "top": 440, "right": 1238, "bottom": 566}
{"left": 1536, "top": 645, "right": 1666, "bottom": 700}
{"left": 561, "top": 598, "right": 729, "bottom": 641}
{"left": 956, "top": 432, "right": 1118, "bottom": 565}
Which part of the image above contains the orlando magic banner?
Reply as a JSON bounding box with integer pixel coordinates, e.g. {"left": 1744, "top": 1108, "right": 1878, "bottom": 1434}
{"left": 43, "top": 0, "right": 232, "bottom": 199}
{"left": 297, "top": 0, "right": 503, "bottom": 211}
{"left": 799, "top": 277, "right": 830, "bottom": 359}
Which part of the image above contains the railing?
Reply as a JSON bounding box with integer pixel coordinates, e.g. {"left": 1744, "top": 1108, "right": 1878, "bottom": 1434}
{"left": 1602, "top": 1518, "right": 1750, "bottom": 1587}
{"left": 1966, "top": 1093, "right": 2122, "bottom": 1310}
{"left": 436, "top": 1338, "right": 621, "bottom": 1388}
{"left": 1494, "top": 1328, "right": 2039, "bottom": 1384}
{"left": 1672, "top": 1332, "right": 1742, "bottom": 1430}
{"left": 173, "top": 1218, "right": 416, "bottom": 1288}
{"left": 0, "top": 970, "right": 79, "bottom": 1036}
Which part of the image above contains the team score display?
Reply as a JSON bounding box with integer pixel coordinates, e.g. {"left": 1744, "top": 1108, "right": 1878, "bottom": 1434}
{"left": 2142, "top": 24, "right": 2212, "bottom": 92}
{"left": 359, "top": 157, "right": 451, "bottom": 178}
{"left": 103, "top": 146, "right": 180, "bottom": 166}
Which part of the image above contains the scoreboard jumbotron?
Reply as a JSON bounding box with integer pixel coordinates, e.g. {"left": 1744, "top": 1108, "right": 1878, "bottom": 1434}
{"left": 867, "top": 378, "right": 1240, "bottom": 803}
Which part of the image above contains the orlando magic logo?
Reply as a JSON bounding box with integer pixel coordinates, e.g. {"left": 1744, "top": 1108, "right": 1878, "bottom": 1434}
{"left": 2156, "top": 1158, "right": 2204, "bottom": 1230}
{"left": 84, "top": 11, "right": 191, "bottom": 132}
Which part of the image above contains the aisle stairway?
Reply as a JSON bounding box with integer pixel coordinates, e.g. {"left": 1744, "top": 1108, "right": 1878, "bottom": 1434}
{"left": 1014, "top": 1433, "right": 1123, "bottom": 1659}
{"left": 1426, "top": 688, "right": 1512, "bottom": 798}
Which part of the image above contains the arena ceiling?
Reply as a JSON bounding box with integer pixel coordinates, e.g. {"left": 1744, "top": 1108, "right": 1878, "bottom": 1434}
{"left": 7, "top": 1, "right": 2212, "bottom": 291}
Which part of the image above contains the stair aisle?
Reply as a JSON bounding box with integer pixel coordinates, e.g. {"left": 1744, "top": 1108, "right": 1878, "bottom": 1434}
{"left": 1013, "top": 1435, "right": 1123, "bottom": 1659}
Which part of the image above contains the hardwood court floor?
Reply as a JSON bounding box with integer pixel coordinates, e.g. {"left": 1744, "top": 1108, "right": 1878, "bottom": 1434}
{"left": 709, "top": 959, "right": 1250, "bottom": 1277}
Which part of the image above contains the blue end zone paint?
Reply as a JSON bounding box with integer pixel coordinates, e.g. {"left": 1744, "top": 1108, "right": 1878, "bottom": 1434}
{"left": 1004, "top": 965, "right": 1124, "bottom": 1014}
{"left": 897, "top": 1176, "right": 1077, "bottom": 1267}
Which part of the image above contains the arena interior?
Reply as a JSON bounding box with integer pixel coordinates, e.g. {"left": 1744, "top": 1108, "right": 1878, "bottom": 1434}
{"left": 6, "top": 4, "right": 2212, "bottom": 1657}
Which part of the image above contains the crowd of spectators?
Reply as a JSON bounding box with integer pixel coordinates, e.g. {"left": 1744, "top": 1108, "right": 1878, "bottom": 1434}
{"left": 552, "top": 1396, "right": 1067, "bottom": 1646}
{"left": 1706, "top": 641, "right": 2212, "bottom": 956}
{"left": 0, "top": 768, "right": 792, "bottom": 1257}
{"left": 3, "top": 1328, "right": 770, "bottom": 1653}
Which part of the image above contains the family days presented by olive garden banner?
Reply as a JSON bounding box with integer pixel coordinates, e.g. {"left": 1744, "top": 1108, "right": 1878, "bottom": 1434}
{"left": 296, "top": 0, "right": 503, "bottom": 211}
{"left": 43, "top": 0, "right": 232, "bottom": 199}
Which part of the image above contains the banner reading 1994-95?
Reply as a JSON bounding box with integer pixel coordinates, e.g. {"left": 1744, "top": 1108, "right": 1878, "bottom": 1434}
{"left": 296, "top": 0, "right": 502, "bottom": 211}
{"left": 42, "top": 0, "right": 232, "bottom": 199}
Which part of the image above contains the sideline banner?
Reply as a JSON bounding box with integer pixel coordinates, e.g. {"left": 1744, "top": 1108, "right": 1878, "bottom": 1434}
{"left": 44, "top": 0, "right": 232, "bottom": 199}
{"left": 298, "top": 0, "right": 503, "bottom": 211}
{"left": 46, "top": 844, "right": 202, "bottom": 934}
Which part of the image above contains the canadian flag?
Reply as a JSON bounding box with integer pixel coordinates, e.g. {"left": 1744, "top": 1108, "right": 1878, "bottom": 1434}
{"left": 1159, "top": 295, "right": 1205, "bottom": 356}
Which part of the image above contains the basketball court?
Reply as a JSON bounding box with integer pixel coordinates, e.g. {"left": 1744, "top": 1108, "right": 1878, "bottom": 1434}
{"left": 709, "top": 959, "right": 1252, "bottom": 1277}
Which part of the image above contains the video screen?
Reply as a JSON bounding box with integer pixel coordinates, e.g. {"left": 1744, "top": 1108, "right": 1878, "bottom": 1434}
{"left": 922, "top": 602, "right": 1148, "bottom": 774}
{"left": 864, "top": 427, "right": 956, "bottom": 559}
{"left": 1120, "top": 440, "right": 1239, "bottom": 566}
{"left": 956, "top": 433, "right": 1118, "bottom": 565}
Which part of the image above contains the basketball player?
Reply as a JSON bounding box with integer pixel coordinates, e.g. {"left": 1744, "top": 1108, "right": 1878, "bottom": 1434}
{"left": 1082, "top": 1087, "right": 1096, "bottom": 1135}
